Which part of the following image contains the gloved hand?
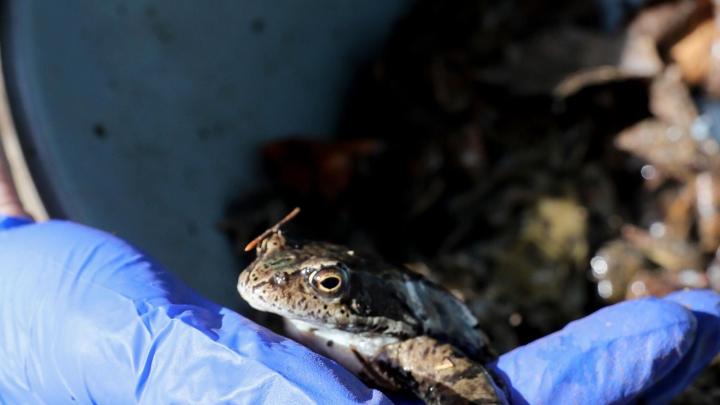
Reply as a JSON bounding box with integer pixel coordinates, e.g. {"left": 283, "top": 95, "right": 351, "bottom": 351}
{"left": 493, "top": 289, "right": 720, "bottom": 404}
{"left": 1, "top": 217, "right": 718, "bottom": 404}
{"left": 0, "top": 217, "right": 391, "bottom": 404}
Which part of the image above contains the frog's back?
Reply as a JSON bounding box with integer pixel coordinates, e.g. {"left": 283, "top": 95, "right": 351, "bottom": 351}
{"left": 398, "top": 273, "right": 492, "bottom": 360}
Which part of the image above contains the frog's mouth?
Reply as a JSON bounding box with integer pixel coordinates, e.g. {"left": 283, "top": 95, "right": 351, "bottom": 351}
{"left": 237, "top": 285, "right": 272, "bottom": 312}
{"left": 237, "top": 272, "right": 288, "bottom": 316}
{"left": 237, "top": 280, "right": 291, "bottom": 318}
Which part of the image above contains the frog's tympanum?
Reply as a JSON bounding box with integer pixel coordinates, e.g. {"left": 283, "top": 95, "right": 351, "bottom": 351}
{"left": 237, "top": 209, "right": 507, "bottom": 404}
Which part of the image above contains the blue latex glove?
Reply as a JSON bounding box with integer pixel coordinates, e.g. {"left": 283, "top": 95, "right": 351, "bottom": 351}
{"left": 1, "top": 217, "right": 719, "bottom": 404}
{"left": 493, "top": 289, "right": 720, "bottom": 404}
{"left": 0, "top": 218, "right": 391, "bottom": 404}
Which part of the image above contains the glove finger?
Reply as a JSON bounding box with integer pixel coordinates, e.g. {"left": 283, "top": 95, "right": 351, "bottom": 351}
{"left": 640, "top": 289, "right": 720, "bottom": 404}
{"left": 492, "top": 297, "right": 697, "bottom": 405}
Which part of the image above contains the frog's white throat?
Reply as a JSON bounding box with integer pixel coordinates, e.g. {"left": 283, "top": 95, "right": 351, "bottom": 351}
{"left": 285, "top": 319, "right": 400, "bottom": 375}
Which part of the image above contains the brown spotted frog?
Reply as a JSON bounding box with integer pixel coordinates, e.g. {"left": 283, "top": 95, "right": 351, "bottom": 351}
{"left": 237, "top": 209, "right": 507, "bottom": 404}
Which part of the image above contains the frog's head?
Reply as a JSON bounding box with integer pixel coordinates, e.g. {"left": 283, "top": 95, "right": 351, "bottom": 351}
{"left": 238, "top": 237, "right": 352, "bottom": 321}
{"left": 237, "top": 210, "right": 420, "bottom": 337}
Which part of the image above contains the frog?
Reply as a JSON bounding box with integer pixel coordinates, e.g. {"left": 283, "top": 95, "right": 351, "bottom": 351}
{"left": 237, "top": 208, "right": 507, "bottom": 404}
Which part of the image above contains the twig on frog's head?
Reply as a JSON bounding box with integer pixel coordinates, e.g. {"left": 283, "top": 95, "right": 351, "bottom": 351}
{"left": 244, "top": 207, "right": 301, "bottom": 252}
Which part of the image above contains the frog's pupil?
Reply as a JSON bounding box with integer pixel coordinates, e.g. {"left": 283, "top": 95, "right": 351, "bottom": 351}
{"left": 320, "top": 276, "right": 340, "bottom": 290}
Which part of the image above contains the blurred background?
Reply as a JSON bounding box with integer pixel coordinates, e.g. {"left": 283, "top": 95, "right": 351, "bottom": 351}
{"left": 3, "top": 1, "right": 720, "bottom": 401}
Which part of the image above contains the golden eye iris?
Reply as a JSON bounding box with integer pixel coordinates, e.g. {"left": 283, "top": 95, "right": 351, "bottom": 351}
{"left": 309, "top": 267, "right": 346, "bottom": 296}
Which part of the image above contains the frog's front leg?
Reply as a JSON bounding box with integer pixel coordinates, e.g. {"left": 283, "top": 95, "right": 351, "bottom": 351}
{"left": 374, "top": 336, "right": 507, "bottom": 405}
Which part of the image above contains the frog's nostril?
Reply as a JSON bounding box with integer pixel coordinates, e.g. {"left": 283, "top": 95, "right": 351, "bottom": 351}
{"left": 273, "top": 272, "right": 289, "bottom": 285}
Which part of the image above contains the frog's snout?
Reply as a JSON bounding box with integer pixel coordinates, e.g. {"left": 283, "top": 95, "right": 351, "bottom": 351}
{"left": 237, "top": 269, "right": 258, "bottom": 295}
{"left": 237, "top": 270, "right": 264, "bottom": 308}
{"left": 237, "top": 271, "right": 249, "bottom": 293}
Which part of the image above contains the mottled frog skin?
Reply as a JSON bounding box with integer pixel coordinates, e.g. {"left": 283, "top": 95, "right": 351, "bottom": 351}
{"left": 237, "top": 215, "right": 506, "bottom": 404}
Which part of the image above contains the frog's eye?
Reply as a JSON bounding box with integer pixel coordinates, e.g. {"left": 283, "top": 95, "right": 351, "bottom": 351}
{"left": 308, "top": 266, "right": 347, "bottom": 297}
